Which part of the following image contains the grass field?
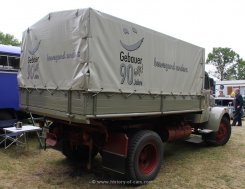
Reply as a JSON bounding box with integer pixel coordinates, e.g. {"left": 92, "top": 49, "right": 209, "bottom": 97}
{"left": 0, "top": 120, "right": 244, "bottom": 189}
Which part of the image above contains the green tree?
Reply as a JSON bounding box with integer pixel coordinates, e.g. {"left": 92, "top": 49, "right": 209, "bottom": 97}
{"left": 0, "top": 31, "right": 21, "bottom": 46}
{"left": 238, "top": 59, "right": 245, "bottom": 79}
{"left": 206, "top": 47, "right": 239, "bottom": 80}
{"left": 226, "top": 58, "right": 245, "bottom": 80}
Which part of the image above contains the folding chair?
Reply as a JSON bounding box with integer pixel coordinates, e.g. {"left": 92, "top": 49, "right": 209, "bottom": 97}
{"left": 0, "top": 131, "right": 26, "bottom": 149}
{"left": 0, "top": 118, "right": 25, "bottom": 149}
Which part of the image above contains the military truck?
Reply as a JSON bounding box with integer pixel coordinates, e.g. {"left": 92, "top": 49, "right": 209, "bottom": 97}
{"left": 18, "top": 8, "right": 231, "bottom": 182}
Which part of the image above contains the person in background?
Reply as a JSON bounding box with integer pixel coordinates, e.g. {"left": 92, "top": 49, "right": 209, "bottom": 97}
{"left": 232, "top": 88, "right": 244, "bottom": 126}
{"left": 218, "top": 91, "right": 225, "bottom": 97}
{"left": 230, "top": 90, "right": 235, "bottom": 97}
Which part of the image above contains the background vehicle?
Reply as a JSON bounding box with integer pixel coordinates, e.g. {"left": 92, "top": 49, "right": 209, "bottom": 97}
{"left": 18, "top": 8, "right": 231, "bottom": 183}
{"left": 215, "top": 97, "right": 235, "bottom": 119}
{"left": 0, "top": 44, "right": 20, "bottom": 126}
{"left": 215, "top": 97, "right": 245, "bottom": 120}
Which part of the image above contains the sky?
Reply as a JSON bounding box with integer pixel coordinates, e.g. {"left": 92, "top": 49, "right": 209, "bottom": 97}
{"left": 1, "top": 0, "right": 245, "bottom": 61}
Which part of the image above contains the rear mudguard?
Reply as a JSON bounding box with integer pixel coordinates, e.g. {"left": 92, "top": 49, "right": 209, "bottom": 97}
{"left": 204, "top": 106, "right": 230, "bottom": 132}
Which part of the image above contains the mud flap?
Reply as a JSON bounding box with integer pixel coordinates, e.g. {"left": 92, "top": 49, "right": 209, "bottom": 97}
{"left": 102, "top": 133, "right": 128, "bottom": 174}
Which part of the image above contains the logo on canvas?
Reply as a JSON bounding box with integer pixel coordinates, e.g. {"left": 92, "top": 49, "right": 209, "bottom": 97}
{"left": 120, "top": 27, "right": 144, "bottom": 51}
{"left": 27, "top": 38, "right": 41, "bottom": 79}
{"left": 119, "top": 27, "right": 144, "bottom": 86}
{"left": 28, "top": 40, "right": 41, "bottom": 55}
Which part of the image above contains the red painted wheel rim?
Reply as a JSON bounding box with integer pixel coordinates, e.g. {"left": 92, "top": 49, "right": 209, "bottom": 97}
{"left": 138, "top": 143, "right": 158, "bottom": 175}
{"left": 216, "top": 122, "right": 227, "bottom": 142}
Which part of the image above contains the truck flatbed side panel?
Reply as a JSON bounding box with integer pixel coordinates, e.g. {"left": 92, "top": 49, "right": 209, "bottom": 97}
{"left": 20, "top": 89, "right": 202, "bottom": 123}
{"left": 162, "top": 96, "right": 200, "bottom": 111}
{"left": 20, "top": 89, "right": 68, "bottom": 112}
{"left": 95, "top": 94, "right": 162, "bottom": 115}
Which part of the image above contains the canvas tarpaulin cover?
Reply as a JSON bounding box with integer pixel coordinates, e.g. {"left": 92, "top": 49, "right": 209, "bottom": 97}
{"left": 18, "top": 8, "right": 205, "bottom": 95}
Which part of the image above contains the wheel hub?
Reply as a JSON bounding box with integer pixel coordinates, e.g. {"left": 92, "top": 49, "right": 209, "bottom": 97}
{"left": 138, "top": 143, "right": 158, "bottom": 175}
{"left": 216, "top": 122, "right": 227, "bottom": 142}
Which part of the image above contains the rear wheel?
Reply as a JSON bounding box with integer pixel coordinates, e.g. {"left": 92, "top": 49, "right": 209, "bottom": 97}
{"left": 203, "top": 117, "right": 231, "bottom": 146}
{"left": 127, "top": 130, "right": 163, "bottom": 183}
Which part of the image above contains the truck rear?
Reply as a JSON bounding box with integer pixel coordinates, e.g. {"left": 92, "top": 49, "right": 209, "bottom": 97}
{"left": 19, "top": 8, "right": 231, "bottom": 183}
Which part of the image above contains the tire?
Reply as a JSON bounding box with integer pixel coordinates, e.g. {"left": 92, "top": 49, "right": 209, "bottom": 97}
{"left": 203, "top": 117, "right": 231, "bottom": 146}
{"left": 127, "top": 130, "right": 163, "bottom": 183}
{"left": 62, "top": 140, "right": 98, "bottom": 161}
